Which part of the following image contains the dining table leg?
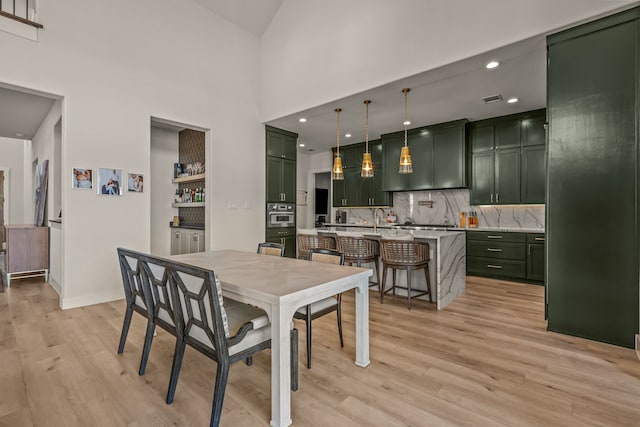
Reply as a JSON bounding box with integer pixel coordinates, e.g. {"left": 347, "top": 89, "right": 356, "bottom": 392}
{"left": 354, "top": 276, "right": 371, "bottom": 368}
{"left": 270, "top": 304, "right": 293, "bottom": 427}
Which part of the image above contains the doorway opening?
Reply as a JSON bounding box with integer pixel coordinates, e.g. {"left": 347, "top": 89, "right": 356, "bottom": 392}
{"left": 150, "top": 117, "right": 210, "bottom": 256}
{"left": 314, "top": 171, "right": 331, "bottom": 227}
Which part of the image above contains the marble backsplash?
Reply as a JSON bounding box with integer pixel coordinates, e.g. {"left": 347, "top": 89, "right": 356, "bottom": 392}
{"left": 339, "top": 189, "right": 545, "bottom": 229}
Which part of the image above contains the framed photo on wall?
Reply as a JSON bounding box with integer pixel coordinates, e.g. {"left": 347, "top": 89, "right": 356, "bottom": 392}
{"left": 72, "top": 168, "right": 92, "bottom": 189}
{"left": 97, "top": 168, "right": 123, "bottom": 196}
{"left": 127, "top": 173, "right": 144, "bottom": 192}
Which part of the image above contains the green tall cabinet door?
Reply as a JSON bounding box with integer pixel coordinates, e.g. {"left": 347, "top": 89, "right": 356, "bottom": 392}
{"left": 266, "top": 157, "right": 283, "bottom": 203}
{"left": 471, "top": 152, "right": 493, "bottom": 205}
{"left": 521, "top": 145, "right": 545, "bottom": 204}
{"left": 281, "top": 159, "right": 296, "bottom": 203}
{"left": 494, "top": 147, "right": 520, "bottom": 204}
{"left": 433, "top": 122, "right": 466, "bottom": 188}
{"left": 406, "top": 130, "right": 434, "bottom": 190}
{"left": 547, "top": 10, "right": 639, "bottom": 348}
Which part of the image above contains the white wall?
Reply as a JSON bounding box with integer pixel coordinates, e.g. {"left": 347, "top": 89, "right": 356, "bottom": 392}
{"left": 261, "top": 0, "right": 637, "bottom": 121}
{"left": 0, "top": 137, "right": 25, "bottom": 224}
{"left": 150, "top": 126, "right": 178, "bottom": 256}
{"left": 1, "top": 0, "right": 265, "bottom": 309}
{"left": 31, "top": 99, "right": 62, "bottom": 223}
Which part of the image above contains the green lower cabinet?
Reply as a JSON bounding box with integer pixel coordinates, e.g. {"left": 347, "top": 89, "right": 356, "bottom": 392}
{"left": 266, "top": 227, "right": 296, "bottom": 258}
{"left": 467, "top": 231, "right": 543, "bottom": 284}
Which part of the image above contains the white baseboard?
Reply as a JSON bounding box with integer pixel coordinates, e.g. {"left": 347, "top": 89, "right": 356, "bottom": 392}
{"left": 48, "top": 277, "right": 62, "bottom": 296}
{"left": 61, "top": 288, "right": 124, "bottom": 310}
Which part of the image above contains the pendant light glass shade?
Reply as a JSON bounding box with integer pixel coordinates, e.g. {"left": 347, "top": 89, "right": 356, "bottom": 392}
{"left": 361, "top": 100, "right": 374, "bottom": 178}
{"left": 332, "top": 108, "right": 344, "bottom": 180}
{"left": 361, "top": 152, "right": 374, "bottom": 177}
{"left": 398, "top": 88, "right": 413, "bottom": 174}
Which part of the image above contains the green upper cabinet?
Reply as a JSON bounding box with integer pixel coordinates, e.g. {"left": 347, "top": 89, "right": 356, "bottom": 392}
{"left": 382, "top": 119, "right": 467, "bottom": 192}
{"left": 266, "top": 127, "right": 297, "bottom": 160}
{"left": 521, "top": 145, "right": 546, "bottom": 204}
{"left": 382, "top": 133, "right": 405, "bottom": 191}
{"left": 495, "top": 147, "right": 521, "bottom": 204}
{"left": 265, "top": 126, "right": 297, "bottom": 203}
{"left": 470, "top": 151, "right": 493, "bottom": 205}
{"left": 522, "top": 115, "right": 546, "bottom": 147}
{"left": 495, "top": 118, "right": 521, "bottom": 149}
{"left": 407, "top": 129, "right": 434, "bottom": 190}
{"left": 471, "top": 123, "right": 494, "bottom": 152}
{"left": 469, "top": 109, "right": 545, "bottom": 205}
{"left": 332, "top": 140, "right": 391, "bottom": 207}
{"left": 433, "top": 121, "right": 466, "bottom": 188}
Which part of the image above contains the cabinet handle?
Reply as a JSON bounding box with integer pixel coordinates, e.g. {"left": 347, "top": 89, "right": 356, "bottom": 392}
{"left": 277, "top": 231, "right": 287, "bottom": 235}
{"left": 490, "top": 194, "right": 494, "bottom": 203}
{"left": 487, "top": 264, "right": 503, "bottom": 269}
{"left": 487, "top": 235, "right": 502, "bottom": 239}
{"left": 534, "top": 237, "right": 545, "bottom": 241}
{"left": 487, "top": 248, "right": 502, "bottom": 252}
{"left": 496, "top": 193, "right": 499, "bottom": 203}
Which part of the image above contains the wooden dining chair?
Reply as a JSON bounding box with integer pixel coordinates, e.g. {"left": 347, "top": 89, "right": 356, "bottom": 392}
{"left": 257, "top": 241, "right": 285, "bottom": 257}
{"left": 294, "top": 248, "right": 345, "bottom": 369}
{"left": 155, "top": 257, "right": 298, "bottom": 426}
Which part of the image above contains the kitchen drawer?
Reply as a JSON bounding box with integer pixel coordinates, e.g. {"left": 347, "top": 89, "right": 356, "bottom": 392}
{"left": 466, "top": 231, "right": 525, "bottom": 243}
{"left": 467, "top": 256, "right": 526, "bottom": 279}
{"left": 526, "top": 233, "right": 545, "bottom": 244}
{"left": 467, "top": 241, "right": 526, "bottom": 261}
{"left": 266, "top": 227, "right": 296, "bottom": 239}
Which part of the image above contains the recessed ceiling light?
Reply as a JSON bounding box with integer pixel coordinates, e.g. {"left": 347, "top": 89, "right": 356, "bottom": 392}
{"left": 486, "top": 61, "right": 500, "bottom": 69}
{"left": 298, "top": 118, "right": 307, "bottom": 123}
{"left": 298, "top": 143, "right": 305, "bottom": 147}
{"left": 345, "top": 133, "right": 352, "bottom": 138}
{"left": 16, "top": 133, "right": 24, "bottom": 137}
{"left": 507, "top": 97, "right": 519, "bottom": 104}
{"left": 403, "top": 120, "right": 411, "bottom": 126}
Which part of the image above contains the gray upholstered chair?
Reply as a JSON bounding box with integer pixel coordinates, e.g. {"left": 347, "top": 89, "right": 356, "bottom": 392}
{"left": 379, "top": 239, "right": 432, "bottom": 309}
{"left": 294, "top": 248, "right": 345, "bottom": 369}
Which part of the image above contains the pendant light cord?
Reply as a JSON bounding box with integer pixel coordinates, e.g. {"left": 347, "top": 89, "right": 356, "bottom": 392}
{"left": 336, "top": 108, "right": 341, "bottom": 156}
{"left": 365, "top": 100, "right": 370, "bottom": 153}
{"left": 403, "top": 88, "right": 409, "bottom": 147}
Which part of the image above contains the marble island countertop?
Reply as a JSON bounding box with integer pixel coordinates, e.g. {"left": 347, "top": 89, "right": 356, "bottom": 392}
{"left": 321, "top": 223, "right": 544, "bottom": 234}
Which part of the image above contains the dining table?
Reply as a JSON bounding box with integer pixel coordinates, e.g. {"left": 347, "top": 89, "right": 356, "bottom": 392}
{"left": 170, "top": 249, "right": 372, "bottom": 427}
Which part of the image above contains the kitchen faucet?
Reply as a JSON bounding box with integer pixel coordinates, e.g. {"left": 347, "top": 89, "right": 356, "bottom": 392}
{"left": 373, "top": 207, "right": 386, "bottom": 232}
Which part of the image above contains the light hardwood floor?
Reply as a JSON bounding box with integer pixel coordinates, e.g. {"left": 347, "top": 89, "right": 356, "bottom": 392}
{"left": 1, "top": 276, "right": 640, "bottom": 426}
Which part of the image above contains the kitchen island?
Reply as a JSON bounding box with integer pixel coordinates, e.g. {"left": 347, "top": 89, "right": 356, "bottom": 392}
{"left": 309, "top": 226, "right": 466, "bottom": 310}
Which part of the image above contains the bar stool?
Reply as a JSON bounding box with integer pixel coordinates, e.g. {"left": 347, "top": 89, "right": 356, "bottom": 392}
{"left": 379, "top": 239, "right": 433, "bottom": 309}
{"left": 336, "top": 236, "right": 381, "bottom": 290}
{"left": 296, "top": 234, "right": 336, "bottom": 260}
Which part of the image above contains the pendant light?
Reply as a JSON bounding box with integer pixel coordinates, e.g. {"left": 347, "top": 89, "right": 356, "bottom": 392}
{"left": 399, "top": 88, "right": 413, "bottom": 174}
{"left": 332, "top": 108, "right": 344, "bottom": 180}
{"left": 361, "top": 100, "right": 374, "bottom": 178}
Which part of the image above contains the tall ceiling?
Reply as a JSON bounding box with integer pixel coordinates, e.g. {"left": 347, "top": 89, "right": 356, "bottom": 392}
{"left": 191, "top": 0, "right": 283, "bottom": 37}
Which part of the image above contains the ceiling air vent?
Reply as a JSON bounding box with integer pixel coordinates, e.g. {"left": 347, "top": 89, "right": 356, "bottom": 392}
{"left": 482, "top": 94, "right": 503, "bottom": 104}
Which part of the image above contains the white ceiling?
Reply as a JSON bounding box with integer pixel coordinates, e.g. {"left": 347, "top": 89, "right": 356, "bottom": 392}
{"left": 192, "top": 0, "right": 283, "bottom": 37}
{"left": 266, "top": 35, "right": 547, "bottom": 153}
{"left": 0, "top": 86, "right": 56, "bottom": 140}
